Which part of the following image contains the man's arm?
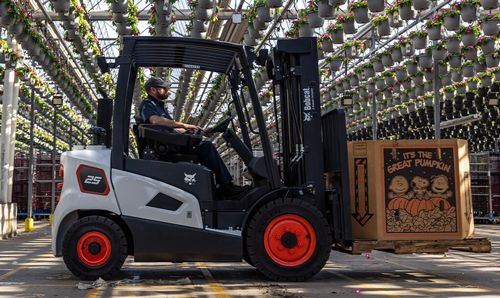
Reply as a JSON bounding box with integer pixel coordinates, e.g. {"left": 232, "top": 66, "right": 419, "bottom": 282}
{"left": 149, "top": 115, "right": 202, "bottom": 131}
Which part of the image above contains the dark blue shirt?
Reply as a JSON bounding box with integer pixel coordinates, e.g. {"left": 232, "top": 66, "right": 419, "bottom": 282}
{"left": 139, "top": 95, "right": 173, "bottom": 123}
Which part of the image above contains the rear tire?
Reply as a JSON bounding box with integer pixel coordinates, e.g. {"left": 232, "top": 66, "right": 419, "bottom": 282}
{"left": 62, "top": 216, "right": 128, "bottom": 280}
{"left": 245, "top": 198, "right": 332, "bottom": 281}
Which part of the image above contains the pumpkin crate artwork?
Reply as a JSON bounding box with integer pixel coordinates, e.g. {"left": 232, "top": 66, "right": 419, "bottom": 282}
{"left": 347, "top": 140, "right": 474, "bottom": 241}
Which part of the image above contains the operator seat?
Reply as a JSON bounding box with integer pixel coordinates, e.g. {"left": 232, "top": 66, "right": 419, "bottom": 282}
{"left": 132, "top": 115, "right": 201, "bottom": 163}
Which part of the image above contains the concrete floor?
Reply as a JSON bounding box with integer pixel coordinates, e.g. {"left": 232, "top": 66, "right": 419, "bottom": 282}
{"left": 0, "top": 222, "right": 499, "bottom": 298}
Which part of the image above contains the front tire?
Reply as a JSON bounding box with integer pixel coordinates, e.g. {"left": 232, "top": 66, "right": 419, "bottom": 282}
{"left": 62, "top": 216, "right": 128, "bottom": 280}
{"left": 245, "top": 198, "right": 332, "bottom": 281}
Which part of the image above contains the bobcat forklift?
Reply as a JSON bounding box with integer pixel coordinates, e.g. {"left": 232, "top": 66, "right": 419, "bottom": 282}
{"left": 52, "top": 36, "right": 352, "bottom": 281}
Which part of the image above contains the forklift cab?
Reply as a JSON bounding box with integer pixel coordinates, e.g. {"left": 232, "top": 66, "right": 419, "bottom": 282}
{"left": 114, "top": 37, "right": 280, "bottom": 204}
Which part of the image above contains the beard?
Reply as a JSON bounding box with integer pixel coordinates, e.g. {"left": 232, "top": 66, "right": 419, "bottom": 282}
{"left": 157, "top": 92, "right": 168, "bottom": 100}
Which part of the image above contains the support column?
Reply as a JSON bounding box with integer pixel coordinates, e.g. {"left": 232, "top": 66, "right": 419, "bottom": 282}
{"left": 434, "top": 59, "right": 441, "bottom": 140}
{"left": 0, "top": 37, "right": 20, "bottom": 239}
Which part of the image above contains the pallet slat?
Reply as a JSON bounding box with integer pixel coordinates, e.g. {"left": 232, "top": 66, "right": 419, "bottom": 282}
{"left": 341, "top": 238, "right": 492, "bottom": 255}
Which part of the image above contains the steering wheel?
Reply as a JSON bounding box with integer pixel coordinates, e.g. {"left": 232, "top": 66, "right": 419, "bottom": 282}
{"left": 208, "top": 117, "right": 233, "bottom": 133}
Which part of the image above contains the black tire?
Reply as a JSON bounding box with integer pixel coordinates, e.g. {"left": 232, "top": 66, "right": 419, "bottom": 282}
{"left": 62, "top": 216, "right": 128, "bottom": 280}
{"left": 245, "top": 198, "right": 332, "bottom": 281}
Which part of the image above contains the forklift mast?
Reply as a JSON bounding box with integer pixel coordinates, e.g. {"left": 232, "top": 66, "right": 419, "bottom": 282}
{"left": 272, "top": 38, "right": 326, "bottom": 211}
{"left": 272, "top": 38, "right": 353, "bottom": 245}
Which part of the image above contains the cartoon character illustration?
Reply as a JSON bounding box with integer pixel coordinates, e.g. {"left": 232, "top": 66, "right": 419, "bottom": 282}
{"left": 408, "top": 176, "right": 430, "bottom": 200}
{"left": 387, "top": 176, "right": 410, "bottom": 210}
{"left": 429, "top": 175, "right": 452, "bottom": 210}
{"left": 388, "top": 176, "right": 410, "bottom": 199}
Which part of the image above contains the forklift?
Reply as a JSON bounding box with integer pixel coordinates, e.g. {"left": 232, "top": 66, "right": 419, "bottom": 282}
{"left": 51, "top": 36, "right": 352, "bottom": 281}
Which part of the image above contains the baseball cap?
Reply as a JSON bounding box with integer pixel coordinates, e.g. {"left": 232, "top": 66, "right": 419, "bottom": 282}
{"left": 145, "top": 77, "right": 169, "bottom": 91}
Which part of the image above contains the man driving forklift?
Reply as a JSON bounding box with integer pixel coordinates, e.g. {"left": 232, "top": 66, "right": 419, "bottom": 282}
{"left": 139, "top": 77, "right": 251, "bottom": 199}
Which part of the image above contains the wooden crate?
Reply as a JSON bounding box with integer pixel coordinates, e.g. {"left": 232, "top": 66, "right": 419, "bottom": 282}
{"left": 348, "top": 140, "right": 474, "bottom": 241}
{"left": 342, "top": 237, "right": 492, "bottom": 255}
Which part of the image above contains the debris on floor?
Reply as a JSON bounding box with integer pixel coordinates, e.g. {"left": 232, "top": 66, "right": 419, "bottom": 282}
{"left": 77, "top": 277, "right": 192, "bottom": 290}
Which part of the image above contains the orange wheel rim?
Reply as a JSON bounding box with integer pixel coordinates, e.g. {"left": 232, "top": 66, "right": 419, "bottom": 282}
{"left": 77, "top": 231, "right": 111, "bottom": 267}
{"left": 263, "top": 214, "right": 316, "bottom": 267}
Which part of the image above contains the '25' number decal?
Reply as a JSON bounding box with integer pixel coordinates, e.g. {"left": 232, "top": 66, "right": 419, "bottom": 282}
{"left": 84, "top": 175, "right": 102, "bottom": 185}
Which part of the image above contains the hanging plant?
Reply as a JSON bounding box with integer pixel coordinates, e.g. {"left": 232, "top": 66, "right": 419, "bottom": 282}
{"left": 479, "top": 13, "right": 500, "bottom": 35}
{"left": 441, "top": 7, "right": 461, "bottom": 31}
{"left": 336, "top": 11, "right": 355, "bottom": 23}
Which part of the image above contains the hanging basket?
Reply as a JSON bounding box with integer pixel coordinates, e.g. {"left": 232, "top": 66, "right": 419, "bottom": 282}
{"left": 413, "top": 0, "right": 431, "bottom": 10}
{"left": 198, "top": 0, "right": 214, "bottom": 9}
{"left": 395, "top": 69, "right": 408, "bottom": 81}
{"left": 353, "top": 7, "right": 369, "bottom": 24}
{"left": 473, "top": 62, "right": 487, "bottom": 72}
{"left": 427, "top": 25, "right": 442, "bottom": 40}
{"left": 481, "top": 19, "right": 499, "bottom": 36}
{"left": 307, "top": 11, "right": 325, "bottom": 28}
{"left": 248, "top": 25, "right": 262, "bottom": 38}
{"left": 480, "top": 0, "right": 499, "bottom": 10}
{"left": 412, "top": 35, "right": 428, "bottom": 50}
{"left": 299, "top": 23, "right": 314, "bottom": 37}
{"left": 111, "top": 0, "right": 128, "bottom": 13}
{"left": 318, "top": 1, "right": 334, "bottom": 18}
{"left": 463, "top": 48, "right": 478, "bottom": 60}
{"left": 364, "top": 66, "right": 375, "bottom": 78}
{"left": 52, "top": 0, "right": 71, "bottom": 13}
{"left": 116, "top": 23, "right": 132, "bottom": 35}
{"left": 444, "top": 15, "right": 460, "bottom": 31}
{"left": 486, "top": 54, "right": 499, "bottom": 67}
{"left": 413, "top": 74, "right": 424, "bottom": 85}
{"left": 342, "top": 19, "right": 356, "bottom": 34}
{"left": 322, "top": 40, "right": 334, "bottom": 52}
{"left": 196, "top": 5, "right": 211, "bottom": 22}
{"left": 193, "top": 20, "right": 208, "bottom": 32}
{"left": 381, "top": 54, "right": 394, "bottom": 67}
{"left": 399, "top": 3, "right": 415, "bottom": 20}
{"left": 463, "top": 65, "right": 475, "bottom": 77}
{"left": 432, "top": 48, "right": 447, "bottom": 61}
{"left": 266, "top": 0, "right": 282, "bottom": 8}
{"left": 257, "top": 5, "right": 273, "bottom": 22}
{"left": 462, "top": 33, "right": 478, "bottom": 46}
{"left": 155, "top": 0, "right": 172, "bottom": 16}
{"left": 418, "top": 55, "right": 433, "bottom": 68}
{"left": 112, "top": 13, "right": 129, "bottom": 24}
{"left": 391, "top": 48, "right": 403, "bottom": 62}
{"left": 481, "top": 40, "right": 496, "bottom": 54}
{"left": 367, "top": 0, "right": 385, "bottom": 12}
{"left": 446, "top": 38, "right": 461, "bottom": 54}
{"left": 373, "top": 60, "right": 384, "bottom": 72}
{"left": 8, "top": 21, "right": 23, "bottom": 35}
{"left": 0, "top": 14, "right": 15, "bottom": 27}
{"left": 330, "top": 29, "right": 344, "bottom": 44}
{"left": 389, "top": 12, "right": 403, "bottom": 27}
{"left": 452, "top": 70, "right": 463, "bottom": 83}
{"left": 243, "top": 33, "right": 258, "bottom": 47}
{"left": 377, "top": 20, "right": 391, "bottom": 36}
{"left": 14, "top": 29, "right": 29, "bottom": 42}
{"left": 461, "top": 4, "right": 477, "bottom": 22}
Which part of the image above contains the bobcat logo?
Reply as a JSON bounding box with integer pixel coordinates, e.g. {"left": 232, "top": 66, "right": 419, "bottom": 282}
{"left": 184, "top": 173, "right": 197, "bottom": 185}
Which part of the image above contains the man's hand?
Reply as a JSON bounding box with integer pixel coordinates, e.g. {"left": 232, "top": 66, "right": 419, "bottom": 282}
{"left": 184, "top": 124, "right": 203, "bottom": 133}
{"left": 202, "top": 128, "right": 214, "bottom": 137}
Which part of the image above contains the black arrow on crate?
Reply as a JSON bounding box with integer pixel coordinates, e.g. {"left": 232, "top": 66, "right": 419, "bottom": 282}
{"left": 352, "top": 158, "right": 373, "bottom": 227}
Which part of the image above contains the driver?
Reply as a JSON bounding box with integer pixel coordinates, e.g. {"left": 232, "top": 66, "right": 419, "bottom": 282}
{"left": 139, "top": 77, "right": 251, "bottom": 199}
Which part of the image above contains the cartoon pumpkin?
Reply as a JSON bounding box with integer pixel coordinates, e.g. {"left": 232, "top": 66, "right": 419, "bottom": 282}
{"left": 405, "top": 198, "right": 435, "bottom": 216}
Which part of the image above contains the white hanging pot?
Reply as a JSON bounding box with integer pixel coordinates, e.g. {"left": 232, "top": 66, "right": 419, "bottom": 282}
{"left": 111, "top": 0, "right": 128, "bottom": 13}
{"left": 198, "top": 0, "right": 214, "bottom": 9}
{"left": 51, "top": 0, "right": 71, "bottom": 13}
{"left": 112, "top": 13, "right": 128, "bottom": 24}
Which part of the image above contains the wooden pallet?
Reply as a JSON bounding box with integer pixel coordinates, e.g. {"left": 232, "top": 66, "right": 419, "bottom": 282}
{"left": 337, "top": 238, "right": 492, "bottom": 255}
